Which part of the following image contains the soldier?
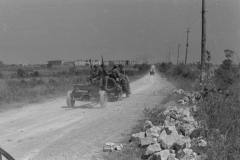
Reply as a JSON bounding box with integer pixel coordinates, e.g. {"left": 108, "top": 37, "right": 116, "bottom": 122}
{"left": 89, "top": 65, "right": 100, "bottom": 82}
{"left": 118, "top": 64, "right": 126, "bottom": 75}
{"left": 117, "top": 64, "right": 131, "bottom": 97}
{"left": 110, "top": 65, "right": 121, "bottom": 82}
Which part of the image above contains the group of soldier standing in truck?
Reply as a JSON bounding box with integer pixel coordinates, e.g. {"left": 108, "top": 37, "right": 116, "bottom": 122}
{"left": 89, "top": 62, "right": 131, "bottom": 98}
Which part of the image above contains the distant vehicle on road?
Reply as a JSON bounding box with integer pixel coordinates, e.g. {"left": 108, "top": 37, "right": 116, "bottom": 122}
{"left": 150, "top": 69, "right": 155, "bottom": 75}
{"left": 149, "top": 65, "right": 155, "bottom": 75}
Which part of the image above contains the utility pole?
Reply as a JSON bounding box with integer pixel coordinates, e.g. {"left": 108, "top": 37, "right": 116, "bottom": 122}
{"left": 177, "top": 44, "right": 181, "bottom": 64}
{"left": 168, "top": 47, "right": 172, "bottom": 63}
{"left": 200, "top": 0, "right": 207, "bottom": 83}
{"left": 185, "top": 28, "right": 190, "bottom": 64}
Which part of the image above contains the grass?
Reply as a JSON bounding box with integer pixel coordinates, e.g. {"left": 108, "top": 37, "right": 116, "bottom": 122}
{"left": 103, "top": 142, "right": 144, "bottom": 160}
{"left": 0, "top": 76, "right": 85, "bottom": 111}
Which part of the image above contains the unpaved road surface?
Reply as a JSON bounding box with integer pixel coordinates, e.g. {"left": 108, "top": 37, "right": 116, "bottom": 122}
{"left": 0, "top": 73, "right": 173, "bottom": 160}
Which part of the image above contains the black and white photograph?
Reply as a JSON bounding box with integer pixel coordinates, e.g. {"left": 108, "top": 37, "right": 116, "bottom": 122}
{"left": 0, "top": 0, "right": 239, "bottom": 160}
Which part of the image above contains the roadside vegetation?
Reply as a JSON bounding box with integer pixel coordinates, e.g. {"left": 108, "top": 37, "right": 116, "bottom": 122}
{"left": 0, "top": 63, "right": 150, "bottom": 110}
{"left": 156, "top": 49, "right": 240, "bottom": 160}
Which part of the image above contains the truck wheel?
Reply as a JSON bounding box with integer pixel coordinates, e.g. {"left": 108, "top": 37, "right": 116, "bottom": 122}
{"left": 67, "top": 90, "right": 75, "bottom": 107}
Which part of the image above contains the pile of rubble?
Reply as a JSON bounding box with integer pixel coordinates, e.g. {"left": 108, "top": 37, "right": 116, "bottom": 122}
{"left": 130, "top": 105, "right": 207, "bottom": 160}
{"left": 173, "top": 89, "right": 202, "bottom": 105}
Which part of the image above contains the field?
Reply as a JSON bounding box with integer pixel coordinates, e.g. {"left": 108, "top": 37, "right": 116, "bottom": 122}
{"left": 0, "top": 63, "right": 150, "bottom": 111}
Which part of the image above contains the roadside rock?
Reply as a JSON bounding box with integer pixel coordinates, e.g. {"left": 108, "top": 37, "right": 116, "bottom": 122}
{"left": 146, "top": 126, "right": 163, "bottom": 138}
{"left": 176, "top": 122, "right": 196, "bottom": 136}
{"left": 130, "top": 132, "right": 146, "bottom": 142}
{"left": 191, "top": 137, "right": 208, "bottom": 149}
{"left": 151, "top": 150, "right": 171, "bottom": 160}
{"left": 144, "top": 120, "right": 154, "bottom": 130}
{"left": 180, "top": 148, "right": 197, "bottom": 160}
{"left": 128, "top": 93, "right": 207, "bottom": 160}
{"left": 158, "top": 128, "right": 182, "bottom": 149}
{"left": 173, "top": 89, "right": 185, "bottom": 95}
{"left": 140, "top": 137, "right": 158, "bottom": 147}
{"left": 103, "top": 142, "right": 123, "bottom": 152}
{"left": 174, "top": 89, "right": 202, "bottom": 105}
{"left": 178, "top": 99, "right": 187, "bottom": 105}
{"left": 163, "top": 106, "right": 179, "bottom": 116}
{"left": 198, "top": 139, "right": 207, "bottom": 147}
{"left": 171, "top": 136, "right": 191, "bottom": 153}
{"left": 164, "top": 116, "right": 177, "bottom": 126}
{"left": 145, "top": 143, "right": 162, "bottom": 156}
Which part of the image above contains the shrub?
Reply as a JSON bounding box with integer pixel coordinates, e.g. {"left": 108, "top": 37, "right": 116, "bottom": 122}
{"left": 143, "top": 105, "right": 166, "bottom": 126}
{"left": 156, "top": 62, "right": 173, "bottom": 73}
{"left": 157, "top": 63, "right": 200, "bottom": 83}
{"left": 31, "top": 71, "right": 40, "bottom": 77}
{"left": 17, "top": 68, "right": 26, "bottom": 78}
{"left": 214, "top": 49, "right": 240, "bottom": 90}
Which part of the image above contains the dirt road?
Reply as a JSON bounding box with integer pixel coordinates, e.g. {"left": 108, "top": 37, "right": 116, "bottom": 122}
{"left": 0, "top": 73, "right": 173, "bottom": 160}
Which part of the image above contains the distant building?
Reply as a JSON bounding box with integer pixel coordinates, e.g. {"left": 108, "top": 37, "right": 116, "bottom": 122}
{"left": 63, "top": 61, "right": 75, "bottom": 66}
{"left": 47, "top": 60, "right": 62, "bottom": 66}
{"left": 74, "top": 59, "right": 100, "bottom": 66}
{"left": 107, "top": 60, "right": 137, "bottom": 66}
{"left": 74, "top": 60, "right": 86, "bottom": 66}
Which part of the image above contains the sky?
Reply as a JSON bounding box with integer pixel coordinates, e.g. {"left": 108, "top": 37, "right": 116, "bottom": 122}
{"left": 0, "top": 0, "right": 239, "bottom": 64}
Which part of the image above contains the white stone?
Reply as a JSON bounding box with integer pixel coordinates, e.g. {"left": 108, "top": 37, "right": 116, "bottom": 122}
{"left": 153, "top": 150, "right": 171, "bottom": 160}
{"left": 146, "top": 126, "right": 163, "bottom": 138}
{"left": 198, "top": 138, "right": 207, "bottom": 147}
{"left": 145, "top": 143, "right": 162, "bottom": 156}
{"left": 144, "top": 120, "right": 154, "bottom": 130}
{"left": 181, "top": 148, "right": 197, "bottom": 160}
{"left": 131, "top": 132, "right": 145, "bottom": 142}
{"left": 140, "top": 137, "right": 158, "bottom": 147}
{"left": 158, "top": 129, "right": 182, "bottom": 149}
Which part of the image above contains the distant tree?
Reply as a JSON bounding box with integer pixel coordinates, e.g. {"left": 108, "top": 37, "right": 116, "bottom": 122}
{"left": 224, "top": 49, "right": 234, "bottom": 60}
{"left": 30, "top": 71, "right": 40, "bottom": 77}
{"left": 214, "top": 49, "right": 239, "bottom": 90}
{"left": 47, "top": 63, "right": 52, "bottom": 69}
{"left": 0, "top": 61, "right": 4, "bottom": 66}
{"left": 17, "top": 68, "right": 26, "bottom": 78}
{"left": 68, "top": 66, "right": 76, "bottom": 75}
